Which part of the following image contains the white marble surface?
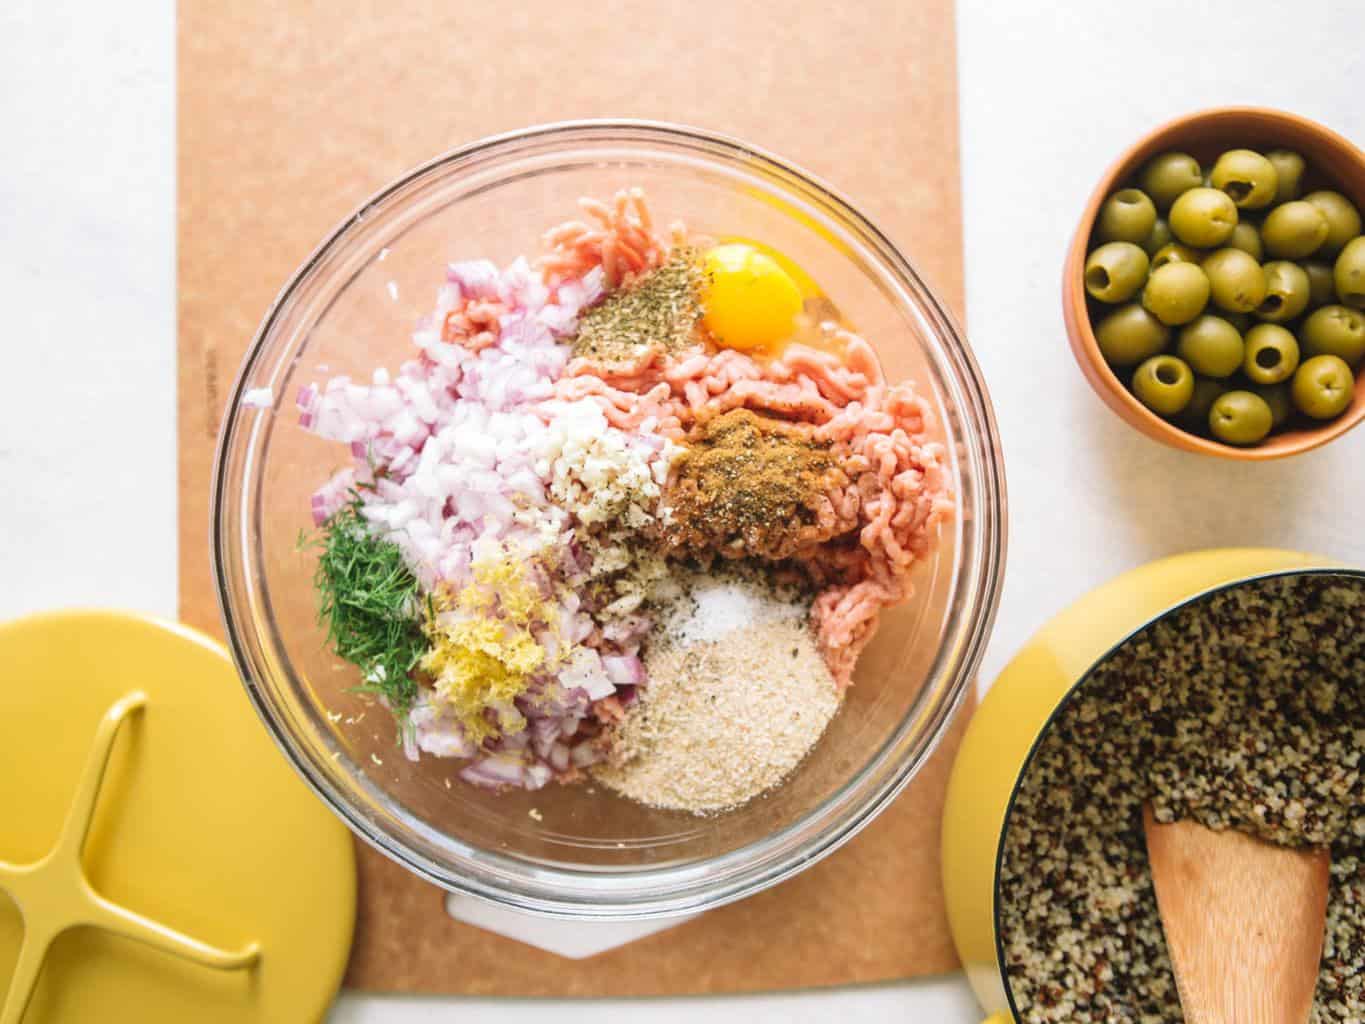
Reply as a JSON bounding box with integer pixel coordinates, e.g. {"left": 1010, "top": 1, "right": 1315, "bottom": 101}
{"left": 2, "top": 0, "right": 1362, "bottom": 1021}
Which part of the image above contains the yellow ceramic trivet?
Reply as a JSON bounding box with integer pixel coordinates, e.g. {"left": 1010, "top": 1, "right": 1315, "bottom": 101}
{"left": 0, "top": 611, "right": 355, "bottom": 1023}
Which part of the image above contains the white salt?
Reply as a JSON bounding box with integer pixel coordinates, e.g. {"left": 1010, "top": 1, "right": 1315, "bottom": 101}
{"left": 664, "top": 574, "right": 806, "bottom": 648}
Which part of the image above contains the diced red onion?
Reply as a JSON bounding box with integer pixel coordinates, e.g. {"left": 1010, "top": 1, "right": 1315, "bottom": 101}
{"left": 498, "top": 313, "right": 548, "bottom": 349}
{"left": 459, "top": 756, "right": 525, "bottom": 787}
{"left": 388, "top": 448, "right": 415, "bottom": 476}
{"left": 446, "top": 259, "right": 501, "bottom": 301}
{"left": 524, "top": 763, "right": 552, "bottom": 790}
{"left": 549, "top": 743, "right": 570, "bottom": 772}
{"left": 581, "top": 266, "right": 605, "bottom": 301}
{"left": 570, "top": 744, "right": 601, "bottom": 768}
{"left": 536, "top": 302, "right": 578, "bottom": 338}
{"left": 603, "top": 654, "right": 644, "bottom": 686}
{"left": 559, "top": 648, "right": 614, "bottom": 701}
{"left": 310, "top": 468, "right": 355, "bottom": 526}
{"left": 241, "top": 386, "right": 274, "bottom": 409}
{"left": 530, "top": 718, "right": 561, "bottom": 758}
{"left": 602, "top": 615, "right": 649, "bottom": 644}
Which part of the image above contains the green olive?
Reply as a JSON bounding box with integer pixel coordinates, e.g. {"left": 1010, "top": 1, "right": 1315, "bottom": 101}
{"left": 1180, "top": 376, "right": 1227, "bottom": 431}
{"left": 1132, "top": 355, "right": 1194, "bottom": 417}
{"left": 1142, "top": 218, "right": 1174, "bottom": 257}
{"left": 1304, "top": 261, "right": 1337, "bottom": 309}
{"left": 1300, "top": 305, "right": 1365, "bottom": 367}
{"left": 1226, "top": 221, "right": 1264, "bottom": 261}
{"left": 1143, "top": 261, "right": 1211, "bottom": 326}
{"left": 1210, "top": 149, "right": 1279, "bottom": 210}
{"left": 1265, "top": 150, "right": 1307, "bottom": 204}
{"left": 1201, "top": 248, "right": 1268, "bottom": 314}
{"left": 1139, "top": 152, "right": 1204, "bottom": 211}
{"left": 1209, "top": 390, "right": 1273, "bottom": 445}
{"left": 1291, "top": 354, "right": 1356, "bottom": 419}
{"left": 1243, "top": 323, "right": 1300, "bottom": 384}
{"left": 1170, "top": 187, "right": 1239, "bottom": 249}
{"left": 1261, "top": 201, "right": 1330, "bottom": 259}
{"left": 1095, "top": 303, "right": 1172, "bottom": 367}
{"left": 1251, "top": 383, "right": 1294, "bottom": 428}
{"left": 1151, "top": 242, "right": 1206, "bottom": 270}
{"left": 1177, "top": 315, "right": 1244, "bottom": 378}
{"left": 1096, "top": 188, "right": 1158, "bottom": 245}
{"left": 1335, "top": 237, "right": 1365, "bottom": 309}
{"left": 1084, "top": 242, "right": 1150, "bottom": 303}
{"left": 1257, "top": 261, "right": 1312, "bottom": 323}
{"left": 1304, "top": 191, "right": 1363, "bottom": 255}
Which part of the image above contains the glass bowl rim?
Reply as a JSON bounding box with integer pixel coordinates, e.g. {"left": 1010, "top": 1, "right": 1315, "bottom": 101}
{"left": 211, "top": 117, "right": 1008, "bottom": 918}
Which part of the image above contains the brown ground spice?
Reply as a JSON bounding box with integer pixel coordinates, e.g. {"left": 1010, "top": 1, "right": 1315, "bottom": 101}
{"left": 662, "top": 409, "right": 852, "bottom": 561}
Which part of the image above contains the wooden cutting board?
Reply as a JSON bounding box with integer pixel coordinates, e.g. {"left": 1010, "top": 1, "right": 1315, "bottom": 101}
{"left": 178, "top": 0, "right": 971, "bottom": 995}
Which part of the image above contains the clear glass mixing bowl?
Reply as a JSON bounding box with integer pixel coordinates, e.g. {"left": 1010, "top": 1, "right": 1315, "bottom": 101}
{"left": 212, "top": 121, "right": 1006, "bottom": 919}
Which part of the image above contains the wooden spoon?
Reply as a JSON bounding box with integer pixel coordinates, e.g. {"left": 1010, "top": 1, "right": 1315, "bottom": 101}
{"left": 1143, "top": 804, "right": 1330, "bottom": 1024}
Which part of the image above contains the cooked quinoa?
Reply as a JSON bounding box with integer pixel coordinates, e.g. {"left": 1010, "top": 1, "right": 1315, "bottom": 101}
{"left": 999, "top": 573, "right": 1365, "bottom": 1023}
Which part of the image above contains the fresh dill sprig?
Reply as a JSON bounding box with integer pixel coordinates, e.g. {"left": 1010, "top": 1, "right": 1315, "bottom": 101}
{"left": 308, "top": 500, "right": 427, "bottom": 719}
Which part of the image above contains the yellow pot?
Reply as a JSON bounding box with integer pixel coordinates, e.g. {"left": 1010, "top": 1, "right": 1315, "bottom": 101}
{"left": 941, "top": 548, "right": 1345, "bottom": 1022}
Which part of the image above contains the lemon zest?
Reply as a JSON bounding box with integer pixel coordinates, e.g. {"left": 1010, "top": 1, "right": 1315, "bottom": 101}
{"left": 420, "top": 549, "right": 560, "bottom": 743}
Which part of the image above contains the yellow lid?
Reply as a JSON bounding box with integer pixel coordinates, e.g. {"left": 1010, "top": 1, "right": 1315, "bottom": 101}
{"left": 0, "top": 611, "right": 355, "bottom": 1023}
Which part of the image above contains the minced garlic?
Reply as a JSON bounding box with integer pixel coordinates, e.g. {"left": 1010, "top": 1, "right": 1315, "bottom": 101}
{"left": 536, "top": 399, "right": 675, "bottom": 529}
{"left": 580, "top": 530, "right": 670, "bottom": 620}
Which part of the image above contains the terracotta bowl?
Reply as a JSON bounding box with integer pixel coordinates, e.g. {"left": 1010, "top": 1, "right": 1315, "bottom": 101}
{"left": 1064, "top": 107, "right": 1365, "bottom": 460}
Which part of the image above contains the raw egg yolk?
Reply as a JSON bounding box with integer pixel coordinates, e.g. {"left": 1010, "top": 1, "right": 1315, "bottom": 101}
{"left": 702, "top": 243, "right": 803, "bottom": 352}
